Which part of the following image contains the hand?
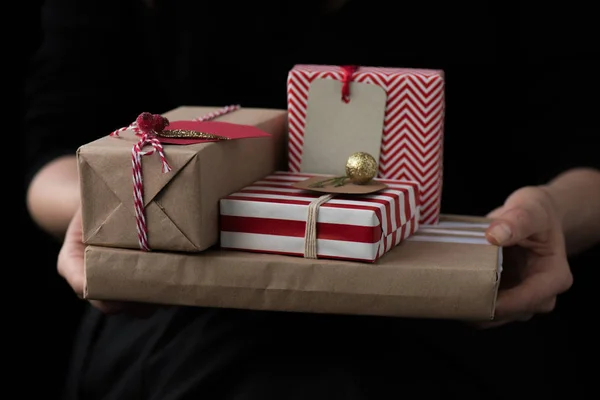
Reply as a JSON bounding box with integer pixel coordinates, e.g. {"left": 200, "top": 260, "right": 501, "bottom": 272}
{"left": 57, "top": 206, "right": 158, "bottom": 318}
{"left": 476, "top": 186, "right": 573, "bottom": 328}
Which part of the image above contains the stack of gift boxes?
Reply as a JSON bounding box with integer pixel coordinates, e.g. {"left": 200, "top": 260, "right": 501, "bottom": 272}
{"left": 78, "top": 65, "right": 502, "bottom": 321}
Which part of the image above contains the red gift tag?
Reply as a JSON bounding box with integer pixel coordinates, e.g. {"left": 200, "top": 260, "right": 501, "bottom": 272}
{"left": 156, "top": 120, "right": 270, "bottom": 145}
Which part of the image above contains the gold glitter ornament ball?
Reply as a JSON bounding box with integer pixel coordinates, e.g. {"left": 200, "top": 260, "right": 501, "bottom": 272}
{"left": 345, "top": 152, "right": 378, "bottom": 185}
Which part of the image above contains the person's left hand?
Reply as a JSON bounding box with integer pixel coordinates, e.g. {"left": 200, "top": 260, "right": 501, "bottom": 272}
{"left": 58, "top": 206, "right": 159, "bottom": 318}
{"left": 475, "top": 186, "right": 574, "bottom": 328}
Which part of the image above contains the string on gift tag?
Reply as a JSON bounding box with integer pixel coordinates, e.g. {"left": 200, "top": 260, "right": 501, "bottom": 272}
{"left": 304, "top": 194, "right": 336, "bottom": 259}
{"left": 340, "top": 65, "right": 358, "bottom": 103}
{"left": 193, "top": 104, "right": 240, "bottom": 121}
{"left": 111, "top": 105, "right": 241, "bottom": 251}
{"left": 110, "top": 118, "right": 142, "bottom": 137}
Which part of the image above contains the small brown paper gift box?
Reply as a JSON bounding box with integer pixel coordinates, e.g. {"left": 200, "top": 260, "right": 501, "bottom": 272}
{"left": 77, "top": 106, "right": 288, "bottom": 252}
{"left": 84, "top": 215, "right": 502, "bottom": 321}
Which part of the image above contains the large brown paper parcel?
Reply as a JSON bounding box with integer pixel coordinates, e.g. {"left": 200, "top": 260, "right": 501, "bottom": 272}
{"left": 77, "top": 106, "right": 288, "bottom": 252}
{"left": 84, "top": 215, "right": 503, "bottom": 321}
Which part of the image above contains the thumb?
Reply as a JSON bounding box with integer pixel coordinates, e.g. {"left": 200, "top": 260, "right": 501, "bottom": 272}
{"left": 57, "top": 246, "right": 85, "bottom": 297}
{"left": 485, "top": 201, "right": 551, "bottom": 247}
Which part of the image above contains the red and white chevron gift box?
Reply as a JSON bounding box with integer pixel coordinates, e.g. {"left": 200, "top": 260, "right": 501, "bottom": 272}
{"left": 219, "top": 172, "right": 420, "bottom": 263}
{"left": 287, "top": 64, "right": 445, "bottom": 225}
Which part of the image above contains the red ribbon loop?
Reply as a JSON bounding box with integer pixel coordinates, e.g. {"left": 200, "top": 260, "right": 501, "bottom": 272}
{"left": 340, "top": 65, "right": 358, "bottom": 103}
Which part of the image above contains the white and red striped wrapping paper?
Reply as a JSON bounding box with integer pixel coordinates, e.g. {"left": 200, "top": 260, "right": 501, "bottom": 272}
{"left": 219, "top": 172, "right": 420, "bottom": 263}
{"left": 287, "top": 64, "right": 445, "bottom": 225}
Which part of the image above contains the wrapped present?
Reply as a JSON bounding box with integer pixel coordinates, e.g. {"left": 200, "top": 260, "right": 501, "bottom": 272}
{"left": 77, "top": 106, "right": 288, "bottom": 252}
{"left": 287, "top": 64, "right": 445, "bottom": 224}
{"left": 219, "top": 172, "right": 420, "bottom": 263}
{"left": 83, "top": 215, "right": 502, "bottom": 321}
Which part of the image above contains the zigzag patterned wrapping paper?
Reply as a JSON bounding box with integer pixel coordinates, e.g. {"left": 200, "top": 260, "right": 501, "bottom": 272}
{"left": 287, "top": 65, "right": 445, "bottom": 225}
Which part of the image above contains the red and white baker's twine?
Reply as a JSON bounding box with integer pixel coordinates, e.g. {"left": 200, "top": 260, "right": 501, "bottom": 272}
{"left": 193, "top": 104, "right": 240, "bottom": 121}
{"left": 130, "top": 133, "right": 171, "bottom": 251}
{"left": 111, "top": 105, "right": 241, "bottom": 251}
{"left": 110, "top": 121, "right": 141, "bottom": 137}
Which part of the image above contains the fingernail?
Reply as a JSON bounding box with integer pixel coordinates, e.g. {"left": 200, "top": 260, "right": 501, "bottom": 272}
{"left": 488, "top": 223, "right": 512, "bottom": 245}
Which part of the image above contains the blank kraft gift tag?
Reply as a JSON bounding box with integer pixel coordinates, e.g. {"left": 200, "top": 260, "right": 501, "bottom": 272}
{"left": 300, "top": 79, "right": 387, "bottom": 176}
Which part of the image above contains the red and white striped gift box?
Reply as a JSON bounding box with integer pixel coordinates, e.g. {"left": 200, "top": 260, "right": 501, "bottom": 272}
{"left": 219, "top": 172, "right": 420, "bottom": 263}
{"left": 287, "top": 64, "right": 445, "bottom": 225}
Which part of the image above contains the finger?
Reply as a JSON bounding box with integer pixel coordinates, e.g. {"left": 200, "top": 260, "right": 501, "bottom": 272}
{"left": 537, "top": 297, "right": 557, "bottom": 314}
{"left": 90, "top": 300, "right": 159, "bottom": 319}
{"left": 57, "top": 209, "right": 86, "bottom": 296}
{"left": 90, "top": 300, "right": 124, "bottom": 315}
{"left": 57, "top": 246, "right": 85, "bottom": 297}
{"left": 494, "top": 268, "right": 568, "bottom": 319}
{"left": 495, "top": 277, "right": 543, "bottom": 318}
{"left": 486, "top": 206, "right": 504, "bottom": 219}
{"left": 517, "top": 314, "right": 534, "bottom": 322}
{"left": 470, "top": 319, "right": 508, "bottom": 330}
{"left": 485, "top": 206, "right": 550, "bottom": 246}
{"left": 474, "top": 313, "right": 533, "bottom": 329}
{"left": 485, "top": 187, "right": 553, "bottom": 246}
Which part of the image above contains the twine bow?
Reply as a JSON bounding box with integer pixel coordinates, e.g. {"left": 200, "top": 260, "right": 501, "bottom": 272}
{"left": 110, "top": 105, "right": 240, "bottom": 251}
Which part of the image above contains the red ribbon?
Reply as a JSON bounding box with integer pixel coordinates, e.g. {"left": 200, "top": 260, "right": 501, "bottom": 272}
{"left": 340, "top": 65, "right": 358, "bottom": 103}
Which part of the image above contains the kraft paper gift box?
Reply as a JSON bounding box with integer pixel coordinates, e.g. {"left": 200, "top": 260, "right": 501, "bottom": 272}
{"left": 219, "top": 172, "right": 420, "bottom": 263}
{"left": 83, "top": 215, "right": 503, "bottom": 321}
{"left": 77, "top": 106, "right": 288, "bottom": 253}
{"left": 287, "top": 64, "right": 445, "bottom": 225}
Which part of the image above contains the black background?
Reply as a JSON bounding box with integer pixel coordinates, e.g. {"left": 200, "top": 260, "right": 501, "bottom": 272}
{"left": 13, "top": 2, "right": 600, "bottom": 398}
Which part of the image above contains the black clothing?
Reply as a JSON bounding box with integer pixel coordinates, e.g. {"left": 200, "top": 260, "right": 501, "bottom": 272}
{"left": 23, "top": 1, "right": 600, "bottom": 399}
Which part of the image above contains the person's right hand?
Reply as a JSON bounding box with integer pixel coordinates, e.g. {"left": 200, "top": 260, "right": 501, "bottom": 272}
{"left": 57, "top": 206, "right": 158, "bottom": 317}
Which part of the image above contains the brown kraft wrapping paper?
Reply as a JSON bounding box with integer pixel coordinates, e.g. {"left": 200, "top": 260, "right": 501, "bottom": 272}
{"left": 77, "top": 106, "right": 288, "bottom": 252}
{"left": 84, "top": 215, "right": 502, "bottom": 321}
